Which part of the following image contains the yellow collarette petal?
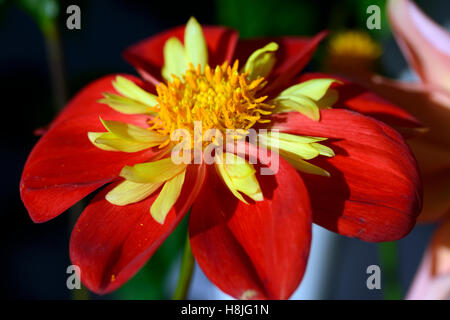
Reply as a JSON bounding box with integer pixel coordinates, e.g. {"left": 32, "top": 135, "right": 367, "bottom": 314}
{"left": 259, "top": 132, "right": 333, "bottom": 176}
{"left": 265, "top": 133, "right": 327, "bottom": 144}
{"left": 279, "top": 78, "right": 340, "bottom": 101}
{"left": 311, "top": 142, "right": 335, "bottom": 157}
{"left": 112, "top": 76, "right": 158, "bottom": 107}
{"left": 88, "top": 132, "right": 119, "bottom": 151}
{"left": 271, "top": 79, "right": 340, "bottom": 120}
{"left": 184, "top": 17, "right": 208, "bottom": 72}
{"left": 106, "top": 180, "right": 163, "bottom": 206}
{"left": 272, "top": 94, "right": 320, "bottom": 121}
{"left": 88, "top": 131, "right": 157, "bottom": 153}
{"left": 215, "top": 160, "right": 246, "bottom": 203}
{"left": 100, "top": 118, "right": 167, "bottom": 145}
{"left": 215, "top": 153, "right": 263, "bottom": 203}
{"left": 279, "top": 140, "right": 320, "bottom": 160}
{"left": 281, "top": 151, "right": 331, "bottom": 177}
{"left": 243, "top": 42, "right": 279, "bottom": 81}
{"left": 231, "top": 173, "right": 264, "bottom": 202}
{"left": 99, "top": 92, "right": 156, "bottom": 115}
{"left": 120, "top": 158, "right": 187, "bottom": 183}
{"left": 261, "top": 132, "right": 334, "bottom": 160}
{"left": 150, "top": 169, "right": 186, "bottom": 224}
{"left": 162, "top": 37, "right": 187, "bottom": 81}
{"left": 316, "top": 88, "right": 339, "bottom": 109}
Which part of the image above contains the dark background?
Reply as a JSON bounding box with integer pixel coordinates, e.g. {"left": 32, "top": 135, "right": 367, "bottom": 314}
{"left": 1, "top": 0, "right": 447, "bottom": 299}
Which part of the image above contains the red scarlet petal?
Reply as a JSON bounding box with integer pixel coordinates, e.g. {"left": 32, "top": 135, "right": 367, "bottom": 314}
{"left": 413, "top": 147, "right": 450, "bottom": 223}
{"left": 50, "top": 74, "right": 151, "bottom": 127}
{"left": 297, "top": 72, "right": 423, "bottom": 135}
{"left": 189, "top": 158, "right": 312, "bottom": 300}
{"left": 70, "top": 164, "right": 205, "bottom": 294}
{"left": 233, "top": 32, "right": 326, "bottom": 96}
{"left": 270, "top": 109, "right": 422, "bottom": 241}
{"left": 123, "top": 25, "right": 239, "bottom": 85}
{"left": 331, "top": 74, "right": 450, "bottom": 222}
{"left": 21, "top": 75, "right": 158, "bottom": 223}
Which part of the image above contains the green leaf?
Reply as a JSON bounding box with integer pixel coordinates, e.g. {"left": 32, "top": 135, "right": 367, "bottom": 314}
{"left": 215, "top": 0, "right": 318, "bottom": 37}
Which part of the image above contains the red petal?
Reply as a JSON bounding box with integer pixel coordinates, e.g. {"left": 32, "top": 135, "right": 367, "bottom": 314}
{"left": 123, "top": 25, "right": 239, "bottom": 85}
{"left": 189, "top": 157, "right": 312, "bottom": 300}
{"left": 270, "top": 109, "right": 422, "bottom": 241}
{"left": 50, "top": 74, "right": 151, "bottom": 128}
{"left": 298, "top": 72, "right": 423, "bottom": 135}
{"left": 414, "top": 147, "right": 450, "bottom": 223}
{"left": 20, "top": 75, "right": 158, "bottom": 223}
{"left": 70, "top": 164, "right": 205, "bottom": 294}
{"left": 341, "top": 76, "right": 450, "bottom": 223}
{"left": 233, "top": 32, "right": 326, "bottom": 96}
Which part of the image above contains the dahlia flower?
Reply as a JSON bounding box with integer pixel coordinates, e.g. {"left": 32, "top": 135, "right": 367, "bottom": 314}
{"left": 20, "top": 17, "right": 422, "bottom": 299}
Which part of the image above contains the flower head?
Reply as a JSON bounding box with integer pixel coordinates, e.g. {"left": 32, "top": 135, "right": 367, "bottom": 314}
{"left": 20, "top": 17, "right": 422, "bottom": 299}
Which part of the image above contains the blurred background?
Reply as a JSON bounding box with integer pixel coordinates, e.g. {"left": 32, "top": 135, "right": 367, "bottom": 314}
{"left": 1, "top": 0, "right": 448, "bottom": 299}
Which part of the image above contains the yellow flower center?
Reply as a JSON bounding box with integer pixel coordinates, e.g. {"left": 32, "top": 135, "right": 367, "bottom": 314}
{"left": 149, "top": 61, "right": 274, "bottom": 142}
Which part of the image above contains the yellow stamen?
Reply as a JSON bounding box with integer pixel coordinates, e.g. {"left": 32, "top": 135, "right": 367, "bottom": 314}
{"left": 150, "top": 61, "right": 274, "bottom": 145}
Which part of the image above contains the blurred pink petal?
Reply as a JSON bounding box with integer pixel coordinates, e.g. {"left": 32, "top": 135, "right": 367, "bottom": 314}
{"left": 406, "top": 250, "right": 450, "bottom": 300}
{"left": 388, "top": 0, "right": 450, "bottom": 92}
{"left": 431, "top": 215, "right": 450, "bottom": 277}
{"left": 406, "top": 216, "right": 450, "bottom": 300}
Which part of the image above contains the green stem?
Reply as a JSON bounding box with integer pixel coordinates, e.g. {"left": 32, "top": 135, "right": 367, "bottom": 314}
{"left": 172, "top": 234, "right": 195, "bottom": 300}
{"left": 378, "top": 241, "right": 402, "bottom": 300}
{"left": 42, "top": 22, "right": 67, "bottom": 111}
